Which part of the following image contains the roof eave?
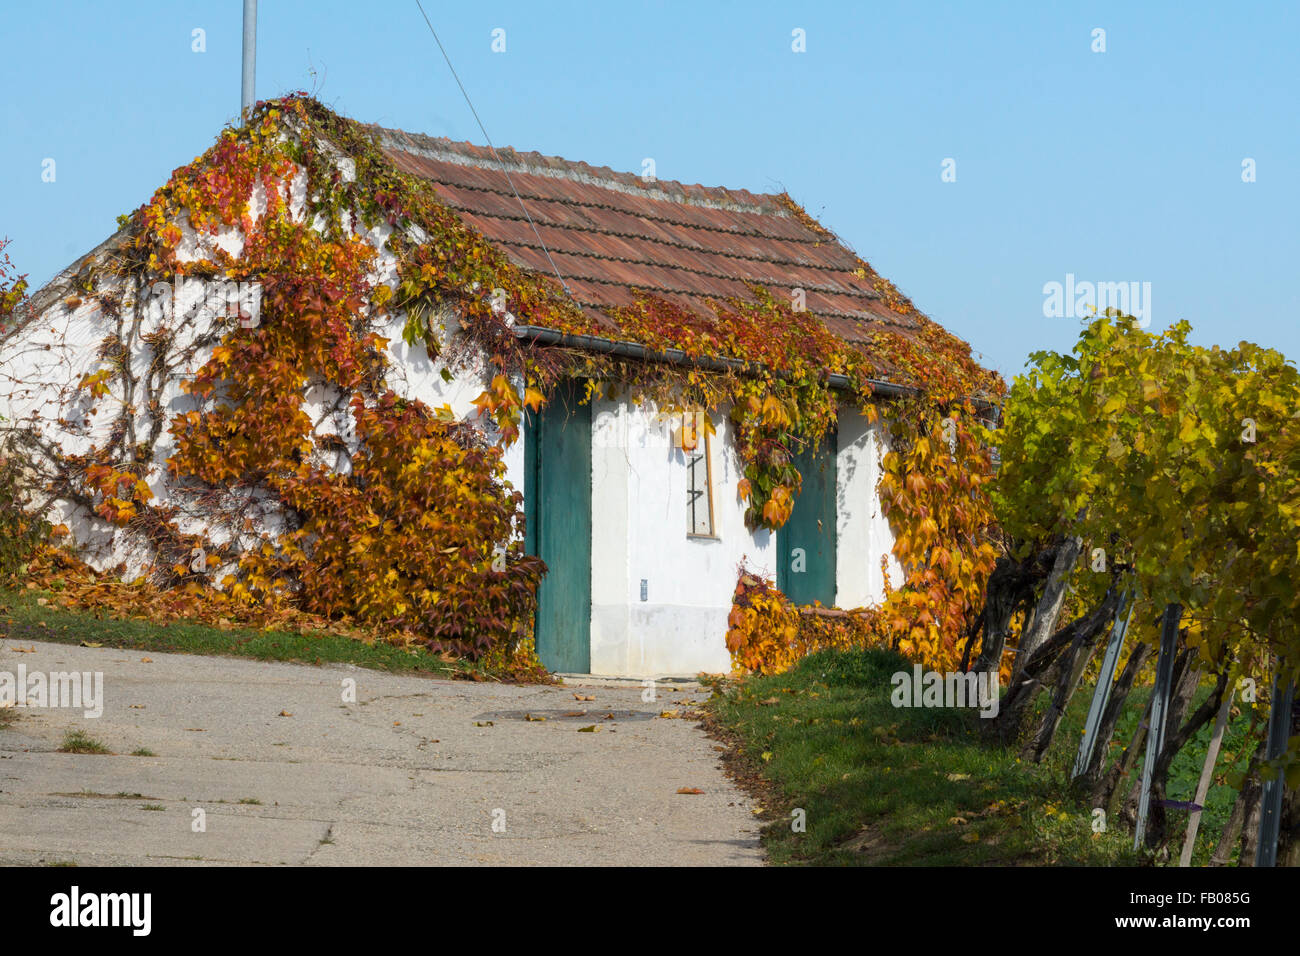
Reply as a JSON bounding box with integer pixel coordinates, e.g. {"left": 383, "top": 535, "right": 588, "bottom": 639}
{"left": 510, "top": 323, "right": 916, "bottom": 400}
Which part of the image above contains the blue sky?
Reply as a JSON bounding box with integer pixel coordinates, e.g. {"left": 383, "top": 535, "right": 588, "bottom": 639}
{"left": 2, "top": 1, "right": 1295, "bottom": 380}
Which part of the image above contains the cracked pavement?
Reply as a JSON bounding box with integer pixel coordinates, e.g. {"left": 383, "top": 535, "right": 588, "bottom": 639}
{"left": 0, "top": 640, "right": 763, "bottom": 865}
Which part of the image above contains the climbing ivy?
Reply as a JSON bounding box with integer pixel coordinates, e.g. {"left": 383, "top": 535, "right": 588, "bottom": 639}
{"left": 7, "top": 95, "right": 1004, "bottom": 671}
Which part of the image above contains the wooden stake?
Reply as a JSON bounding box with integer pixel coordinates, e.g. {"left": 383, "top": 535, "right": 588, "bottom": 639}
{"left": 1178, "top": 682, "right": 1234, "bottom": 866}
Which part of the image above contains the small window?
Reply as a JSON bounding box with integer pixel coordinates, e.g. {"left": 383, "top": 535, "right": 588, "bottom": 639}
{"left": 683, "top": 410, "right": 716, "bottom": 537}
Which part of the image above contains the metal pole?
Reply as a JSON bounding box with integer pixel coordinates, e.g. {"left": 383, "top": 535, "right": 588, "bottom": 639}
{"left": 1134, "top": 602, "right": 1181, "bottom": 850}
{"left": 242, "top": 0, "right": 258, "bottom": 117}
{"left": 1072, "top": 587, "right": 1133, "bottom": 779}
{"left": 1255, "top": 671, "right": 1295, "bottom": 867}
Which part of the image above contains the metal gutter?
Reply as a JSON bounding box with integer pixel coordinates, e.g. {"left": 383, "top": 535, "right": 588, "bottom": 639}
{"left": 511, "top": 323, "right": 917, "bottom": 400}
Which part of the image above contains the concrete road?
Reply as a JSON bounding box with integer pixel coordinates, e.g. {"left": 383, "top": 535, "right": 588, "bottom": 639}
{"left": 0, "top": 640, "right": 763, "bottom": 866}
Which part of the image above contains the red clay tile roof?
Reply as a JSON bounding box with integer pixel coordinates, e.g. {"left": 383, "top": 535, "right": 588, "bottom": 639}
{"left": 372, "top": 127, "right": 928, "bottom": 345}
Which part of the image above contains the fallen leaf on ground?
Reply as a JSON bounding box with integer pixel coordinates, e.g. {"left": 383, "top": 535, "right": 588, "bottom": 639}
{"left": 758, "top": 697, "right": 780, "bottom": 706}
{"left": 524, "top": 713, "right": 546, "bottom": 722}
{"left": 572, "top": 693, "right": 595, "bottom": 701}
{"left": 474, "top": 721, "right": 494, "bottom": 727}
{"left": 677, "top": 787, "right": 705, "bottom": 795}
{"left": 79, "top": 641, "right": 102, "bottom": 648}
{"left": 577, "top": 725, "right": 599, "bottom": 733}
{"left": 278, "top": 710, "right": 293, "bottom": 717}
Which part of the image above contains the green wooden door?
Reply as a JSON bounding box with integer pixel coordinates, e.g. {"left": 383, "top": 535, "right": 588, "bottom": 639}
{"left": 525, "top": 380, "right": 592, "bottom": 673}
{"left": 777, "top": 428, "right": 838, "bottom": 606}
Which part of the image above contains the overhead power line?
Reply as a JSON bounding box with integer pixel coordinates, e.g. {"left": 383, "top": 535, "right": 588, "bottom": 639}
{"left": 413, "top": 1, "right": 570, "bottom": 295}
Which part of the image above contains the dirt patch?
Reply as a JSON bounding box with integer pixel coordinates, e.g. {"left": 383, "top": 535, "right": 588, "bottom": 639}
{"left": 835, "top": 825, "right": 899, "bottom": 862}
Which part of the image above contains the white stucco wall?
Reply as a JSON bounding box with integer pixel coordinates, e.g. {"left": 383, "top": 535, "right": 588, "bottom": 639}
{"left": 585, "top": 400, "right": 903, "bottom": 677}
{"left": 0, "top": 262, "right": 258, "bottom": 577}
{"left": 589, "top": 399, "right": 776, "bottom": 676}
{"left": 381, "top": 308, "right": 527, "bottom": 500}
{"left": 0, "top": 162, "right": 520, "bottom": 576}
{"left": 835, "top": 407, "right": 904, "bottom": 609}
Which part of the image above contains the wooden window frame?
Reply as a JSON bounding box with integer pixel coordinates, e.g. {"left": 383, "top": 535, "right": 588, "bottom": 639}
{"left": 686, "top": 412, "right": 717, "bottom": 539}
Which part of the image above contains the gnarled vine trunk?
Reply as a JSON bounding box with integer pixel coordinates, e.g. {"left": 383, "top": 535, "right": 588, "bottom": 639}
{"left": 969, "top": 547, "right": 1053, "bottom": 676}
{"left": 1010, "top": 535, "right": 1082, "bottom": 683}
{"left": 989, "top": 582, "right": 1120, "bottom": 746}
{"left": 1021, "top": 599, "right": 1110, "bottom": 762}
{"left": 1099, "top": 691, "right": 1152, "bottom": 820}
